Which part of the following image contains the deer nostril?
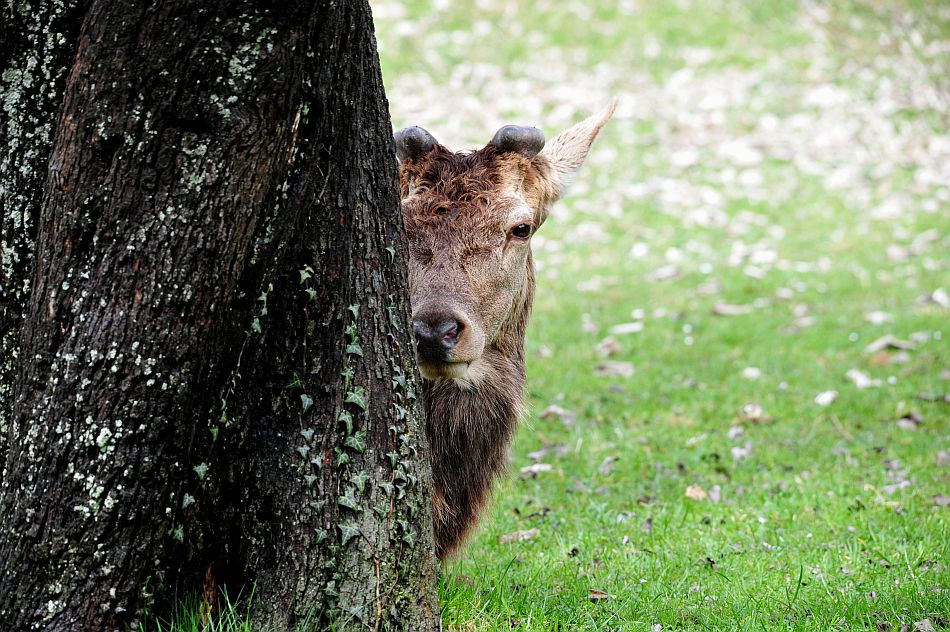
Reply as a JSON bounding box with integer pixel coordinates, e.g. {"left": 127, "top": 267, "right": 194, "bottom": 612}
{"left": 413, "top": 315, "right": 463, "bottom": 361}
{"left": 433, "top": 319, "right": 460, "bottom": 349}
{"left": 441, "top": 321, "right": 459, "bottom": 342}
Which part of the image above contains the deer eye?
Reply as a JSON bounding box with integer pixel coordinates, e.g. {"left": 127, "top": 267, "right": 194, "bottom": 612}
{"left": 509, "top": 223, "right": 533, "bottom": 240}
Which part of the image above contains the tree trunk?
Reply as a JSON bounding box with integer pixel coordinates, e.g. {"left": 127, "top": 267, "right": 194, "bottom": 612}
{"left": 0, "top": 1, "right": 439, "bottom": 630}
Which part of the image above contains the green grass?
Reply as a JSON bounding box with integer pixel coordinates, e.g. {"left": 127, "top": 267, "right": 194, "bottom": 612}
{"left": 159, "top": 0, "right": 949, "bottom": 629}
{"left": 376, "top": 0, "right": 950, "bottom": 629}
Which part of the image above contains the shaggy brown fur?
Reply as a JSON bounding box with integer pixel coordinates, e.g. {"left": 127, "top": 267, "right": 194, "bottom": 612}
{"left": 397, "top": 101, "right": 615, "bottom": 559}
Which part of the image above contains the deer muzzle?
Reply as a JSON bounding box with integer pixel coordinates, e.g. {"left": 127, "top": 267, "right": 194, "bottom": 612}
{"left": 411, "top": 305, "right": 484, "bottom": 380}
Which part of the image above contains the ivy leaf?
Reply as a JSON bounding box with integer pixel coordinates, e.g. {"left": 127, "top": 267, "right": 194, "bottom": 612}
{"left": 338, "top": 489, "right": 360, "bottom": 511}
{"left": 339, "top": 522, "right": 359, "bottom": 546}
{"left": 345, "top": 342, "right": 364, "bottom": 357}
{"left": 299, "top": 267, "right": 313, "bottom": 284}
{"left": 344, "top": 430, "right": 366, "bottom": 453}
{"left": 335, "top": 448, "right": 350, "bottom": 466}
{"left": 351, "top": 470, "right": 370, "bottom": 492}
{"left": 300, "top": 393, "right": 313, "bottom": 413}
{"left": 392, "top": 374, "right": 407, "bottom": 391}
{"left": 345, "top": 387, "right": 368, "bottom": 410}
{"left": 193, "top": 463, "right": 209, "bottom": 480}
{"left": 338, "top": 410, "right": 353, "bottom": 434}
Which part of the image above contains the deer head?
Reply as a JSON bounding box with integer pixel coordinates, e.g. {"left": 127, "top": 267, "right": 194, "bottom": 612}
{"left": 396, "top": 100, "right": 616, "bottom": 383}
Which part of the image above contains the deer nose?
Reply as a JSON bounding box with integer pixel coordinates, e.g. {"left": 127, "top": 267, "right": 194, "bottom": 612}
{"left": 412, "top": 314, "right": 462, "bottom": 362}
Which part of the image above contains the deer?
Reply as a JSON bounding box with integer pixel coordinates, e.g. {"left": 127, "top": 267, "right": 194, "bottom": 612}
{"left": 394, "top": 99, "right": 617, "bottom": 560}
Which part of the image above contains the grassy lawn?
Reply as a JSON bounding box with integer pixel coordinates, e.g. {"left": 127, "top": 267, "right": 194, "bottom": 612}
{"left": 376, "top": 0, "right": 949, "bottom": 629}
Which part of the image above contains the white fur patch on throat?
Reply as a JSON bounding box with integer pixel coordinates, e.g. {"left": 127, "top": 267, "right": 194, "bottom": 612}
{"left": 452, "top": 357, "right": 493, "bottom": 390}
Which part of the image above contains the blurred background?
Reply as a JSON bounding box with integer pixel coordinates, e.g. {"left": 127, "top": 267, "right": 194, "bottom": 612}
{"left": 373, "top": 1, "right": 948, "bottom": 628}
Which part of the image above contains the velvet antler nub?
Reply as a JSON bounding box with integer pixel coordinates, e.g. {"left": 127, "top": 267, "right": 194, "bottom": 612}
{"left": 489, "top": 125, "right": 545, "bottom": 158}
{"left": 394, "top": 126, "right": 438, "bottom": 161}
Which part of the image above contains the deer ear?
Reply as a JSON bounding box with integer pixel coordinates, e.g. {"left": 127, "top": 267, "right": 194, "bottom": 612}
{"left": 534, "top": 98, "right": 617, "bottom": 203}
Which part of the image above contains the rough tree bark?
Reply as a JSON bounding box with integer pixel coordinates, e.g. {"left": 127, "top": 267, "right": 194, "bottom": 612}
{"left": 0, "top": 1, "right": 439, "bottom": 630}
{"left": 0, "top": 0, "right": 90, "bottom": 471}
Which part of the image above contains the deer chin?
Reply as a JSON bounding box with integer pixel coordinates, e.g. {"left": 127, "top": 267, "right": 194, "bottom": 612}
{"left": 418, "top": 360, "right": 471, "bottom": 381}
{"left": 418, "top": 356, "right": 493, "bottom": 391}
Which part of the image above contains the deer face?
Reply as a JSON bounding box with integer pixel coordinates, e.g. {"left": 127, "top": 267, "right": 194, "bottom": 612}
{"left": 395, "top": 101, "right": 616, "bottom": 382}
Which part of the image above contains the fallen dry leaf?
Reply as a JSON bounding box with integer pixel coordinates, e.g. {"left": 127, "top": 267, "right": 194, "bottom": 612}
{"left": 869, "top": 350, "right": 912, "bottom": 366}
{"left": 499, "top": 528, "right": 539, "bottom": 545}
{"left": 739, "top": 402, "right": 772, "bottom": 423}
{"left": 882, "top": 480, "right": 911, "bottom": 495}
{"left": 685, "top": 484, "right": 708, "bottom": 501}
{"left": 596, "top": 336, "right": 621, "bottom": 357}
{"left": 540, "top": 405, "right": 577, "bottom": 426}
{"left": 581, "top": 314, "right": 598, "bottom": 333}
{"left": 918, "top": 288, "right": 949, "bottom": 307}
{"left": 814, "top": 390, "right": 838, "bottom": 406}
{"left": 864, "top": 310, "right": 894, "bottom": 325}
{"left": 598, "top": 455, "right": 618, "bottom": 476}
{"left": 588, "top": 588, "right": 611, "bottom": 601}
{"left": 896, "top": 412, "right": 923, "bottom": 430}
{"left": 595, "top": 361, "right": 634, "bottom": 378}
{"left": 712, "top": 302, "right": 754, "bottom": 316}
{"left": 865, "top": 334, "right": 916, "bottom": 354}
{"left": 609, "top": 322, "right": 644, "bottom": 335}
{"left": 648, "top": 264, "right": 681, "bottom": 282}
{"left": 731, "top": 442, "right": 752, "bottom": 461}
{"left": 742, "top": 366, "right": 762, "bottom": 379}
{"left": 520, "top": 463, "right": 552, "bottom": 478}
{"left": 910, "top": 331, "right": 931, "bottom": 344}
{"left": 914, "top": 619, "right": 936, "bottom": 632}
{"left": 845, "top": 368, "right": 882, "bottom": 389}
{"left": 527, "top": 443, "right": 569, "bottom": 461}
